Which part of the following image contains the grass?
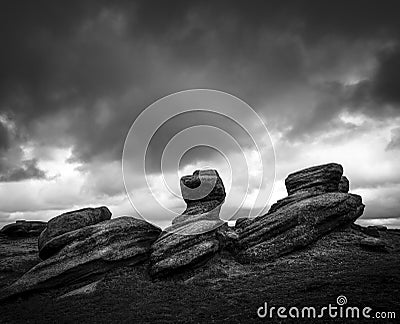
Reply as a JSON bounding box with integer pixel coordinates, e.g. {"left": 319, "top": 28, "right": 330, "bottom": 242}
{"left": 1, "top": 228, "right": 400, "bottom": 323}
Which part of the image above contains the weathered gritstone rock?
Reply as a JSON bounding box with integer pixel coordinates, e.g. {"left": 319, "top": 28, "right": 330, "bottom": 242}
{"left": 150, "top": 220, "right": 227, "bottom": 278}
{"left": 0, "top": 220, "right": 47, "bottom": 237}
{"left": 180, "top": 169, "right": 225, "bottom": 216}
{"left": 235, "top": 193, "right": 364, "bottom": 263}
{"left": 268, "top": 163, "right": 346, "bottom": 214}
{"left": 339, "top": 176, "right": 350, "bottom": 193}
{"left": 0, "top": 217, "right": 161, "bottom": 301}
{"left": 150, "top": 169, "right": 229, "bottom": 278}
{"left": 285, "top": 163, "right": 343, "bottom": 196}
{"left": 268, "top": 191, "right": 320, "bottom": 214}
{"left": 38, "top": 206, "right": 111, "bottom": 259}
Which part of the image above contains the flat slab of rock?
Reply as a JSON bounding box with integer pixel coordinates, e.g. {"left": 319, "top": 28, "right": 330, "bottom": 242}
{"left": 235, "top": 192, "right": 364, "bottom": 263}
{"left": 285, "top": 163, "right": 343, "bottom": 195}
{"left": 58, "top": 280, "right": 102, "bottom": 299}
{"left": 0, "top": 221, "right": 47, "bottom": 237}
{"left": 0, "top": 217, "right": 161, "bottom": 301}
{"left": 38, "top": 206, "right": 111, "bottom": 258}
{"left": 150, "top": 220, "right": 229, "bottom": 278}
{"left": 268, "top": 191, "right": 320, "bottom": 214}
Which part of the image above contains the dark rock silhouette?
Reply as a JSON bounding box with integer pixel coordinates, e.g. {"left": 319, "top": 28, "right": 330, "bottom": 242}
{"left": 0, "top": 216, "right": 160, "bottom": 300}
{"left": 38, "top": 206, "right": 111, "bottom": 259}
{"left": 0, "top": 220, "right": 47, "bottom": 237}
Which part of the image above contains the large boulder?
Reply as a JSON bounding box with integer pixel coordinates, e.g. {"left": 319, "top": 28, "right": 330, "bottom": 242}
{"left": 235, "top": 192, "right": 364, "bottom": 263}
{"left": 0, "top": 217, "right": 161, "bottom": 301}
{"left": 0, "top": 221, "right": 47, "bottom": 237}
{"left": 285, "top": 163, "right": 343, "bottom": 195}
{"left": 150, "top": 169, "right": 230, "bottom": 278}
{"left": 38, "top": 206, "right": 111, "bottom": 259}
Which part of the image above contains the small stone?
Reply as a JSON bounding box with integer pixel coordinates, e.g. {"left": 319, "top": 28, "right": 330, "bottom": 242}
{"left": 360, "top": 237, "right": 387, "bottom": 252}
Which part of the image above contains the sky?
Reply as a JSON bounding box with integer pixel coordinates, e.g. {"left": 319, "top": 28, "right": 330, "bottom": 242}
{"left": 0, "top": 0, "right": 400, "bottom": 229}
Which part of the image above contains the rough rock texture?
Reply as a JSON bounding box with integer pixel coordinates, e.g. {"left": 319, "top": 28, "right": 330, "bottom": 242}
{"left": 150, "top": 169, "right": 229, "bottom": 278}
{"left": 235, "top": 192, "right": 364, "bottom": 262}
{"left": 268, "top": 163, "right": 345, "bottom": 214}
{"left": 339, "top": 175, "right": 350, "bottom": 193}
{"left": 268, "top": 191, "right": 319, "bottom": 214}
{"left": 0, "top": 221, "right": 47, "bottom": 237}
{"left": 285, "top": 163, "right": 343, "bottom": 195}
{"left": 352, "top": 224, "right": 381, "bottom": 238}
{"left": 150, "top": 221, "right": 228, "bottom": 278}
{"left": 38, "top": 206, "right": 111, "bottom": 259}
{"left": 0, "top": 217, "right": 161, "bottom": 301}
{"left": 58, "top": 280, "right": 102, "bottom": 299}
{"left": 180, "top": 169, "right": 225, "bottom": 217}
{"left": 235, "top": 163, "right": 364, "bottom": 263}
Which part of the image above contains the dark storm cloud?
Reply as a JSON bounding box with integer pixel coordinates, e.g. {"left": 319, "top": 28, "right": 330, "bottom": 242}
{"left": 0, "top": 158, "right": 46, "bottom": 182}
{"left": 373, "top": 46, "right": 400, "bottom": 104}
{"left": 1, "top": 0, "right": 400, "bottom": 168}
{"left": 0, "top": 115, "right": 48, "bottom": 182}
{"left": 0, "top": 122, "right": 9, "bottom": 151}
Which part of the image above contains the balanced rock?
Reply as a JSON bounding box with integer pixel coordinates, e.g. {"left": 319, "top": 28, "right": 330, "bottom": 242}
{"left": 0, "top": 216, "right": 161, "bottom": 301}
{"left": 285, "top": 163, "right": 343, "bottom": 196}
{"left": 0, "top": 220, "right": 47, "bottom": 237}
{"left": 269, "top": 163, "right": 345, "bottom": 214}
{"left": 38, "top": 206, "right": 111, "bottom": 259}
{"left": 180, "top": 169, "right": 225, "bottom": 216}
{"left": 150, "top": 169, "right": 228, "bottom": 278}
{"left": 235, "top": 192, "right": 364, "bottom": 262}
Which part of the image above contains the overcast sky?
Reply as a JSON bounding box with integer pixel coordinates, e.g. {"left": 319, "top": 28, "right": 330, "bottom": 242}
{"left": 1, "top": 0, "right": 400, "bottom": 228}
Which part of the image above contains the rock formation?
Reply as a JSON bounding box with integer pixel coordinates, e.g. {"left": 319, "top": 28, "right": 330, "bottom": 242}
{"left": 234, "top": 163, "right": 364, "bottom": 262}
{"left": 268, "top": 163, "right": 347, "bottom": 213}
{"left": 1, "top": 162, "right": 371, "bottom": 301}
{"left": 0, "top": 214, "right": 161, "bottom": 300}
{"left": 38, "top": 206, "right": 111, "bottom": 258}
{"left": 286, "top": 162, "right": 343, "bottom": 195}
{"left": 150, "top": 169, "right": 231, "bottom": 278}
{"left": 0, "top": 220, "right": 47, "bottom": 237}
